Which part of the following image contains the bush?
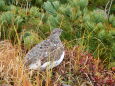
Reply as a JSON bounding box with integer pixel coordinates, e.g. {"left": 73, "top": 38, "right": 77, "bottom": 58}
{"left": 0, "top": 0, "right": 114, "bottom": 65}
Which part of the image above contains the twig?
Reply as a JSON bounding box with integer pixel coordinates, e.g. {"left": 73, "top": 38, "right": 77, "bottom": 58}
{"left": 105, "top": 0, "right": 114, "bottom": 19}
{"left": 105, "top": 0, "right": 110, "bottom": 13}
{"left": 107, "top": 0, "right": 113, "bottom": 16}
{"left": 84, "top": 73, "right": 94, "bottom": 86}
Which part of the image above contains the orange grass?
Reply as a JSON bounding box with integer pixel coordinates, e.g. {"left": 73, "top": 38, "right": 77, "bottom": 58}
{"left": 0, "top": 40, "right": 82, "bottom": 86}
{"left": 0, "top": 40, "right": 114, "bottom": 86}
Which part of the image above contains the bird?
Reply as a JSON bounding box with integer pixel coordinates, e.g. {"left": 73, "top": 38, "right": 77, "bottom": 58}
{"left": 24, "top": 28, "right": 64, "bottom": 70}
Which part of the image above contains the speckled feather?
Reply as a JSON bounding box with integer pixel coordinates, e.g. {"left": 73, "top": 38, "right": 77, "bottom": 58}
{"left": 24, "top": 28, "right": 64, "bottom": 69}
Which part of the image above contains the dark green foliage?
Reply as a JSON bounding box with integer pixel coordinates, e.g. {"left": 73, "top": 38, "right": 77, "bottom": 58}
{"left": 60, "top": 0, "right": 68, "bottom": 4}
{"left": 77, "top": 0, "right": 88, "bottom": 10}
{"left": 5, "top": 0, "right": 16, "bottom": 5}
{"left": 15, "top": 16, "right": 23, "bottom": 25}
{"left": 22, "top": 31, "right": 42, "bottom": 50}
{"left": 90, "top": 9, "right": 107, "bottom": 23}
{"left": 0, "top": 0, "right": 115, "bottom": 65}
{"left": 0, "top": 11, "right": 14, "bottom": 24}
{"left": 43, "top": 1, "right": 59, "bottom": 16}
{"left": 89, "top": 0, "right": 109, "bottom": 7}
{"left": 31, "top": 0, "right": 44, "bottom": 6}
{"left": 30, "top": 7, "right": 40, "bottom": 17}
{"left": 0, "top": 0, "right": 6, "bottom": 11}
{"left": 111, "top": 43, "right": 115, "bottom": 60}
{"left": 111, "top": 4, "right": 115, "bottom": 13}
{"left": 48, "top": 15, "right": 61, "bottom": 28}
{"left": 109, "top": 15, "right": 115, "bottom": 27}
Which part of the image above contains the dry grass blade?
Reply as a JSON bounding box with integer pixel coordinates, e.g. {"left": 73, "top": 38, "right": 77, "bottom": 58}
{"left": 0, "top": 40, "right": 24, "bottom": 85}
{"left": 0, "top": 40, "right": 115, "bottom": 86}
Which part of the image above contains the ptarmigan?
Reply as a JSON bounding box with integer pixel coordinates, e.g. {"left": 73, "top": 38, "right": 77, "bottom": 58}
{"left": 24, "top": 28, "right": 64, "bottom": 70}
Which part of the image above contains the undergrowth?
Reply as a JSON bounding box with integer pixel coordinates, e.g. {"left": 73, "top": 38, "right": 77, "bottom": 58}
{"left": 0, "top": 40, "right": 114, "bottom": 86}
{"left": 0, "top": 0, "right": 115, "bottom": 86}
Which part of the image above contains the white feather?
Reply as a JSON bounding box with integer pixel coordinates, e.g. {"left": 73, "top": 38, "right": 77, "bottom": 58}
{"left": 40, "top": 51, "right": 65, "bottom": 70}
{"left": 28, "top": 51, "right": 65, "bottom": 70}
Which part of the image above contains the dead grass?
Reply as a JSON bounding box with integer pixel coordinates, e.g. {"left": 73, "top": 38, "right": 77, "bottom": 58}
{"left": 0, "top": 40, "right": 115, "bottom": 86}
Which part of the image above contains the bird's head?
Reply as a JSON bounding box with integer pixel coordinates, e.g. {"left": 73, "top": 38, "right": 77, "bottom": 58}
{"left": 51, "top": 28, "right": 63, "bottom": 37}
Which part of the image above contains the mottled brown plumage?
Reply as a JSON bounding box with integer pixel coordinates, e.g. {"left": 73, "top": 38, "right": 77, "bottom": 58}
{"left": 24, "top": 28, "right": 64, "bottom": 70}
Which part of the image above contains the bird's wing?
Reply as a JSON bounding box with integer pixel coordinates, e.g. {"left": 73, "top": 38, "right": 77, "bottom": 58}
{"left": 25, "top": 39, "right": 50, "bottom": 59}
